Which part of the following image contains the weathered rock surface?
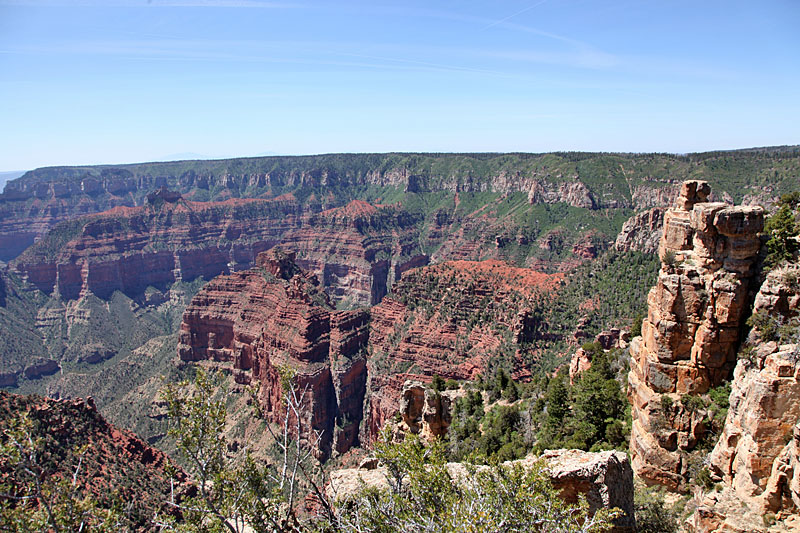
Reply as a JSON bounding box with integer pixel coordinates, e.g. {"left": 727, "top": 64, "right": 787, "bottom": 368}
{"left": 327, "top": 449, "right": 635, "bottom": 532}
{"left": 569, "top": 328, "right": 630, "bottom": 384}
{"left": 177, "top": 249, "right": 369, "bottom": 459}
{"left": 569, "top": 347, "right": 593, "bottom": 385}
{"left": 393, "top": 380, "right": 464, "bottom": 440}
{"left": 628, "top": 180, "right": 764, "bottom": 489}
{"left": 614, "top": 207, "right": 665, "bottom": 254}
{"left": 688, "top": 266, "right": 800, "bottom": 531}
{"left": 365, "top": 260, "right": 562, "bottom": 441}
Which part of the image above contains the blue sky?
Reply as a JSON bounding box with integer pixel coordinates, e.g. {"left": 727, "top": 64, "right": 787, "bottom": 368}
{"left": 1, "top": 0, "right": 798, "bottom": 170}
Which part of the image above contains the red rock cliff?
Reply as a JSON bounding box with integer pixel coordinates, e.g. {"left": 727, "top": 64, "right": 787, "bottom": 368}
{"left": 177, "top": 249, "right": 369, "bottom": 460}
{"left": 13, "top": 195, "right": 425, "bottom": 308}
{"left": 627, "top": 180, "right": 764, "bottom": 490}
{"left": 365, "top": 260, "right": 563, "bottom": 441}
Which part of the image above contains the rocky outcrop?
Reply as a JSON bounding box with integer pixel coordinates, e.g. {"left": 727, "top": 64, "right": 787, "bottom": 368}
{"left": 569, "top": 347, "right": 593, "bottom": 385}
{"left": 570, "top": 329, "right": 630, "bottom": 384}
{"left": 327, "top": 449, "right": 635, "bottom": 532}
{"left": 687, "top": 265, "right": 800, "bottom": 531}
{"left": 177, "top": 249, "right": 369, "bottom": 460}
{"left": 365, "top": 260, "right": 562, "bottom": 441}
{"left": 393, "top": 381, "right": 464, "bottom": 440}
{"left": 528, "top": 179, "right": 596, "bottom": 209}
{"left": 614, "top": 207, "right": 665, "bottom": 254}
{"left": 22, "top": 358, "right": 60, "bottom": 380}
{"left": 628, "top": 180, "right": 764, "bottom": 490}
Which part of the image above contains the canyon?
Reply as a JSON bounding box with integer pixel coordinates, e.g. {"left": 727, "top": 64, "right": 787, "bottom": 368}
{"left": 12, "top": 192, "right": 424, "bottom": 308}
{"left": 2, "top": 150, "right": 800, "bottom": 530}
{"left": 177, "top": 250, "right": 564, "bottom": 457}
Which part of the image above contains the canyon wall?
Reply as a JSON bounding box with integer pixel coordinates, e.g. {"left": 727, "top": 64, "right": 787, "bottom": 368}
{"left": 3, "top": 150, "right": 790, "bottom": 263}
{"left": 614, "top": 207, "right": 664, "bottom": 254}
{"left": 365, "top": 260, "right": 562, "bottom": 441}
{"left": 177, "top": 249, "right": 369, "bottom": 459}
{"left": 178, "top": 254, "right": 563, "bottom": 456}
{"left": 627, "top": 180, "right": 764, "bottom": 489}
{"left": 12, "top": 195, "right": 424, "bottom": 308}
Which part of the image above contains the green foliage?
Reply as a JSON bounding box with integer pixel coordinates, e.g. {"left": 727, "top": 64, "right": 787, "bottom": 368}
{"left": 331, "top": 430, "right": 619, "bottom": 532}
{"left": 764, "top": 203, "right": 799, "bottom": 267}
{"left": 634, "top": 486, "right": 678, "bottom": 533}
{"left": 695, "top": 467, "right": 715, "bottom": 491}
{"left": 747, "top": 310, "right": 800, "bottom": 344}
{"left": 161, "top": 367, "right": 316, "bottom": 532}
{"left": 680, "top": 394, "right": 706, "bottom": 414}
{"left": 537, "top": 349, "right": 630, "bottom": 453}
{"left": 660, "top": 395, "right": 674, "bottom": 411}
{"left": 0, "top": 414, "right": 123, "bottom": 532}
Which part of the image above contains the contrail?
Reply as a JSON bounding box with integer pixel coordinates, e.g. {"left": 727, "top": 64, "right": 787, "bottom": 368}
{"left": 483, "top": 0, "right": 549, "bottom": 30}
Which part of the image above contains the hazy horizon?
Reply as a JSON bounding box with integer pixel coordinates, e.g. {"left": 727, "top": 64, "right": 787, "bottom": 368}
{"left": 2, "top": 0, "right": 798, "bottom": 170}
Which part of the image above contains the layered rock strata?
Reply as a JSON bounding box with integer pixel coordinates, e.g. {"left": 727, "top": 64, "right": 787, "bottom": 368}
{"left": 327, "top": 449, "right": 636, "bottom": 533}
{"left": 628, "top": 180, "right": 764, "bottom": 489}
{"left": 177, "top": 249, "right": 369, "bottom": 459}
{"left": 365, "top": 260, "right": 562, "bottom": 440}
{"left": 13, "top": 195, "right": 424, "bottom": 307}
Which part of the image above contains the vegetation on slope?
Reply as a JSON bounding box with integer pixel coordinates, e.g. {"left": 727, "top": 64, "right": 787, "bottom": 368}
{"left": 10, "top": 148, "right": 800, "bottom": 203}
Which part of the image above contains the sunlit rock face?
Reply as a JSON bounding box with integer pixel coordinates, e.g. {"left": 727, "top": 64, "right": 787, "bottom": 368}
{"left": 627, "top": 180, "right": 764, "bottom": 490}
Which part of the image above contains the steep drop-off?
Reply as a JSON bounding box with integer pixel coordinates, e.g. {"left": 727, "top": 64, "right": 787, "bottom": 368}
{"left": 177, "top": 249, "right": 369, "bottom": 460}
{"left": 177, "top": 252, "right": 564, "bottom": 455}
{"left": 3, "top": 149, "right": 797, "bottom": 263}
{"left": 689, "top": 265, "right": 800, "bottom": 532}
{"left": 12, "top": 194, "right": 424, "bottom": 308}
{"left": 365, "top": 260, "right": 563, "bottom": 441}
{"left": 628, "top": 180, "right": 764, "bottom": 490}
{"left": 0, "top": 390, "right": 187, "bottom": 529}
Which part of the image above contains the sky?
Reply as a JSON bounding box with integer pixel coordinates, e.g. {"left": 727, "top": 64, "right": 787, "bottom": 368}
{"left": 0, "top": 0, "right": 798, "bottom": 170}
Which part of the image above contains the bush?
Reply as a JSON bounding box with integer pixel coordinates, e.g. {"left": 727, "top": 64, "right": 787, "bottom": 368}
{"left": 764, "top": 204, "right": 799, "bottom": 267}
{"left": 660, "top": 395, "right": 674, "bottom": 412}
{"left": 332, "top": 431, "right": 620, "bottom": 532}
{"left": 680, "top": 394, "right": 706, "bottom": 413}
{"left": 634, "top": 487, "right": 678, "bottom": 533}
{"left": 695, "top": 467, "right": 715, "bottom": 491}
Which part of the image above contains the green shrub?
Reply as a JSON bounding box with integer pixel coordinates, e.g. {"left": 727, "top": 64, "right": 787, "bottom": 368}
{"left": 634, "top": 487, "right": 678, "bottom": 533}
{"left": 764, "top": 204, "right": 799, "bottom": 267}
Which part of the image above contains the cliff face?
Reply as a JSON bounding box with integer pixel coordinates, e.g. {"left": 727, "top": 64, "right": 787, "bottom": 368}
{"left": 12, "top": 196, "right": 424, "bottom": 308}
{"left": 177, "top": 249, "right": 369, "bottom": 460}
{"left": 614, "top": 207, "right": 665, "bottom": 254}
{"left": 178, "top": 254, "right": 564, "bottom": 455}
{"left": 281, "top": 200, "right": 427, "bottom": 307}
{"left": 689, "top": 266, "right": 800, "bottom": 532}
{"left": 3, "top": 150, "right": 792, "bottom": 266}
{"left": 365, "top": 260, "right": 562, "bottom": 441}
{"left": 627, "top": 180, "right": 764, "bottom": 489}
